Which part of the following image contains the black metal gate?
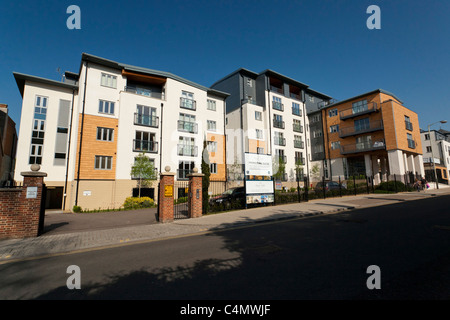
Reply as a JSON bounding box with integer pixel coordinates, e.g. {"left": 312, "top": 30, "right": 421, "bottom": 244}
{"left": 38, "top": 184, "right": 47, "bottom": 235}
{"left": 174, "top": 180, "right": 189, "bottom": 220}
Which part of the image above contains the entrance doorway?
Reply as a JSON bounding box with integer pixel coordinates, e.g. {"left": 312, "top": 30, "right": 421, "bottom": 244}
{"left": 45, "top": 187, "right": 64, "bottom": 209}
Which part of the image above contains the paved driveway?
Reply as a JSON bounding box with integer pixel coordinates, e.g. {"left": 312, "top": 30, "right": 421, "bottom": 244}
{"left": 42, "top": 208, "right": 158, "bottom": 236}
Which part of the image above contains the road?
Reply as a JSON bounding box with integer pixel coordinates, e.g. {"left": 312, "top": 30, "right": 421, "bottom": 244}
{"left": 1, "top": 195, "right": 449, "bottom": 301}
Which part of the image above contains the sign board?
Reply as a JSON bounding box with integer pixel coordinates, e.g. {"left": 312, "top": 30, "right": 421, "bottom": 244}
{"left": 244, "top": 153, "right": 272, "bottom": 176}
{"left": 83, "top": 190, "right": 92, "bottom": 196}
{"left": 246, "top": 180, "right": 274, "bottom": 194}
{"left": 26, "top": 187, "right": 38, "bottom": 199}
{"left": 246, "top": 194, "right": 274, "bottom": 204}
{"left": 275, "top": 181, "right": 282, "bottom": 190}
{"left": 164, "top": 185, "right": 174, "bottom": 197}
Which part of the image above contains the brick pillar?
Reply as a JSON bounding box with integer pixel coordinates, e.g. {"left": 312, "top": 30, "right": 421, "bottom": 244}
{"left": 0, "top": 164, "right": 47, "bottom": 240}
{"left": 187, "top": 168, "right": 204, "bottom": 218}
{"left": 158, "top": 167, "right": 175, "bottom": 223}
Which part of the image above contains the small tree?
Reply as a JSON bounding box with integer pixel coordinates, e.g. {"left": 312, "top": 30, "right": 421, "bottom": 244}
{"left": 295, "top": 158, "right": 304, "bottom": 181}
{"left": 201, "top": 141, "right": 211, "bottom": 213}
{"left": 273, "top": 156, "right": 286, "bottom": 181}
{"left": 131, "top": 153, "right": 157, "bottom": 198}
{"left": 311, "top": 163, "right": 320, "bottom": 181}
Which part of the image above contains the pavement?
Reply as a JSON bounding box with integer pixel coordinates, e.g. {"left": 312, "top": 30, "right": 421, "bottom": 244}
{"left": 1, "top": 185, "right": 450, "bottom": 264}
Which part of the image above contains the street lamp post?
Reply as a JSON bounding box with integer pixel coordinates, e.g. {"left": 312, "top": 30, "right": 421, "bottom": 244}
{"left": 427, "top": 120, "right": 447, "bottom": 189}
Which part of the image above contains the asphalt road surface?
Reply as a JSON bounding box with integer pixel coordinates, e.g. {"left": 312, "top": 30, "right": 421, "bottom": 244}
{"left": 1, "top": 195, "right": 449, "bottom": 301}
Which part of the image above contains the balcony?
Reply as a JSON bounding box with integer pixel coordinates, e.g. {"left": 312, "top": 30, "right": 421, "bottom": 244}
{"left": 134, "top": 113, "right": 159, "bottom": 128}
{"left": 292, "top": 107, "right": 302, "bottom": 116}
{"left": 270, "top": 86, "right": 283, "bottom": 94}
{"left": 339, "top": 119, "right": 384, "bottom": 138}
{"left": 295, "top": 157, "right": 306, "bottom": 166}
{"left": 177, "top": 120, "right": 198, "bottom": 134}
{"left": 177, "top": 145, "right": 198, "bottom": 157}
{"left": 177, "top": 169, "right": 193, "bottom": 180}
{"left": 276, "top": 155, "right": 287, "bottom": 164}
{"left": 293, "top": 123, "right": 303, "bottom": 133}
{"left": 405, "top": 121, "right": 413, "bottom": 131}
{"left": 273, "top": 119, "right": 285, "bottom": 129}
{"left": 290, "top": 93, "right": 301, "bottom": 101}
{"left": 408, "top": 139, "right": 416, "bottom": 149}
{"left": 272, "top": 101, "right": 284, "bottom": 111}
{"left": 340, "top": 102, "right": 378, "bottom": 120}
{"left": 133, "top": 140, "right": 158, "bottom": 153}
{"left": 180, "top": 97, "right": 196, "bottom": 111}
{"left": 294, "top": 140, "right": 305, "bottom": 149}
{"left": 340, "top": 139, "right": 386, "bottom": 155}
{"left": 274, "top": 137, "right": 286, "bottom": 146}
{"left": 125, "top": 86, "right": 163, "bottom": 100}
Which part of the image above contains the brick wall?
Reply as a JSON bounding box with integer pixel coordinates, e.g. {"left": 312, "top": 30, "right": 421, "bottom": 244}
{"left": 188, "top": 174, "right": 203, "bottom": 218}
{"left": 0, "top": 174, "right": 45, "bottom": 239}
{"left": 158, "top": 173, "right": 174, "bottom": 223}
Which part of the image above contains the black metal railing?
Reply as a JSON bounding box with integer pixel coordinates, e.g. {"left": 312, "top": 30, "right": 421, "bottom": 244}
{"left": 340, "top": 139, "right": 386, "bottom": 154}
{"left": 273, "top": 119, "right": 285, "bottom": 129}
{"left": 274, "top": 137, "right": 286, "bottom": 146}
{"left": 340, "top": 102, "right": 378, "bottom": 120}
{"left": 294, "top": 140, "right": 304, "bottom": 149}
{"left": 339, "top": 119, "right": 383, "bottom": 138}
{"left": 293, "top": 123, "right": 303, "bottom": 133}
{"left": 134, "top": 113, "right": 159, "bottom": 127}
{"left": 272, "top": 101, "right": 284, "bottom": 111}
{"left": 405, "top": 121, "right": 413, "bottom": 131}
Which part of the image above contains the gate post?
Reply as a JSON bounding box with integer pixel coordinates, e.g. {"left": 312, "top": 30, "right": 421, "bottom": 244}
{"left": 158, "top": 166, "right": 175, "bottom": 223}
{"left": 187, "top": 168, "right": 204, "bottom": 218}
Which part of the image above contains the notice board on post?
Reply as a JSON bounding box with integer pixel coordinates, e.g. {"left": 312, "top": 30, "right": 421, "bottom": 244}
{"left": 244, "top": 153, "right": 274, "bottom": 204}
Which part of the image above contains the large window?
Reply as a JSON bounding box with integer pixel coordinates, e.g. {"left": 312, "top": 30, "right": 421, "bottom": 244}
{"left": 135, "top": 105, "right": 157, "bottom": 127}
{"left": 207, "top": 141, "right": 217, "bottom": 153}
{"left": 34, "top": 96, "right": 48, "bottom": 117}
{"left": 178, "top": 161, "right": 195, "bottom": 180}
{"left": 178, "top": 113, "right": 197, "bottom": 133}
{"left": 328, "top": 108, "right": 338, "bottom": 117}
{"left": 95, "top": 156, "right": 112, "bottom": 170}
{"left": 207, "top": 99, "right": 216, "bottom": 111}
{"left": 207, "top": 120, "right": 217, "bottom": 131}
{"left": 101, "top": 73, "right": 117, "bottom": 88}
{"left": 352, "top": 100, "right": 368, "bottom": 114}
{"left": 330, "top": 124, "right": 339, "bottom": 133}
{"left": 134, "top": 131, "right": 157, "bottom": 153}
{"left": 97, "top": 127, "right": 114, "bottom": 141}
{"left": 354, "top": 117, "right": 370, "bottom": 132}
{"left": 29, "top": 144, "right": 43, "bottom": 165}
{"left": 181, "top": 91, "right": 196, "bottom": 110}
{"left": 255, "top": 111, "right": 262, "bottom": 121}
{"left": 99, "top": 100, "right": 115, "bottom": 115}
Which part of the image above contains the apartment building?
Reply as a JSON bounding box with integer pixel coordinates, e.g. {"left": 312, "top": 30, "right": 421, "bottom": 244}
{"left": 211, "top": 68, "right": 332, "bottom": 187}
{"left": 14, "top": 53, "right": 228, "bottom": 211}
{"left": 319, "top": 89, "right": 424, "bottom": 183}
{"left": 0, "top": 104, "right": 17, "bottom": 186}
{"left": 421, "top": 129, "right": 450, "bottom": 184}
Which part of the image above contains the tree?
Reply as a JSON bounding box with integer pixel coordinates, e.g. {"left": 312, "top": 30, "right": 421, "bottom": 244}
{"left": 201, "top": 141, "right": 211, "bottom": 213}
{"left": 273, "top": 156, "right": 286, "bottom": 181}
{"left": 295, "top": 158, "right": 305, "bottom": 181}
{"left": 131, "top": 153, "right": 157, "bottom": 198}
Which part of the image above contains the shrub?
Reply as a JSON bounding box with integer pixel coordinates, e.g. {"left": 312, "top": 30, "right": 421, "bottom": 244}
{"left": 376, "top": 181, "right": 405, "bottom": 191}
{"left": 72, "top": 205, "right": 82, "bottom": 213}
{"left": 123, "top": 197, "right": 155, "bottom": 210}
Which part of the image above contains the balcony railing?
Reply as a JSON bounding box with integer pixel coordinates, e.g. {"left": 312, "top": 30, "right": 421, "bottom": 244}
{"left": 405, "top": 121, "right": 413, "bottom": 131}
{"left": 134, "top": 113, "right": 159, "bottom": 128}
{"left": 295, "top": 157, "right": 306, "bottom": 166}
{"left": 180, "top": 97, "right": 196, "bottom": 110}
{"left": 294, "top": 140, "right": 304, "bottom": 149}
{"left": 133, "top": 140, "right": 158, "bottom": 153}
{"left": 274, "top": 137, "right": 286, "bottom": 146}
{"left": 270, "top": 86, "right": 283, "bottom": 94}
{"left": 273, "top": 119, "right": 285, "bottom": 129}
{"left": 177, "top": 120, "right": 198, "bottom": 133}
{"left": 340, "top": 139, "right": 386, "bottom": 155}
{"left": 340, "top": 102, "right": 378, "bottom": 120}
{"left": 408, "top": 139, "right": 416, "bottom": 149}
{"left": 292, "top": 107, "right": 302, "bottom": 116}
{"left": 293, "top": 123, "right": 303, "bottom": 133}
{"left": 276, "top": 155, "right": 287, "bottom": 164}
{"left": 272, "top": 101, "right": 284, "bottom": 111}
{"left": 125, "top": 86, "right": 163, "bottom": 99}
{"left": 339, "top": 119, "right": 383, "bottom": 138}
{"left": 177, "top": 145, "right": 198, "bottom": 157}
{"left": 177, "top": 169, "right": 193, "bottom": 180}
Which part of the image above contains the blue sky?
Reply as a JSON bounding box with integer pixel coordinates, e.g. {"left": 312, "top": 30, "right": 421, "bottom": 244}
{"left": 1, "top": 0, "right": 449, "bottom": 133}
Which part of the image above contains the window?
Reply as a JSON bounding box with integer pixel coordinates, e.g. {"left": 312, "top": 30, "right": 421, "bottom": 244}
{"left": 424, "top": 134, "right": 430, "bottom": 140}
{"left": 178, "top": 136, "right": 196, "bottom": 156}
{"left": 255, "top": 111, "right": 262, "bottom": 121}
{"left": 178, "top": 161, "right": 195, "bottom": 179}
{"left": 352, "top": 100, "right": 368, "bottom": 114}
{"left": 246, "top": 78, "right": 252, "bottom": 87}
{"left": 207, "top": 141, "right": 217, "bottom": 153}
{"left": 273, "top": 96, "right": 283, "bottom": 111}
{"left": 207, "top": 99, "right": 216, "bottom": 111}
{"left": 135, "top": 131, "right": 157, "bottom": 152}
{"left": 293, "top": 119, "right": 303, "bottom": 132}
{"left": 35, "top": 96, "right": 48, "bottom": 116}
{"left": 313, "top": 130, "right": 322, "bottom": 138}
{"left": 426, "top": 146, "right": 432, "bottom": 152}
{"left": 309, "top": 96, "right": 314, "bottom": 102}
{"left": 310, "top": 114, "right": 320, "bottom": 123}
{"left": 99, "top": 100, "right": 115, "bottom": 115}
{"left": 29, "top": 144, "right": 43, "bottom": 165}
{"left": 97, "top": 127, "right": 114, "bottom": 141}
{"left": 32, "top": 119, "right": 45, "bottom": 139}
{"left": 256, "top": 129, "right": 263, "bottom": 139}
{"left": 178, "top": 113, "right": 197, "bottom": 133}
{"left": 328, "top": 108, "right": 338, "bottom": 117}
{"left": 292, "top": 102, "right": 301, "bottom": 116}
{"left": 331, "top": 141, "right": 341, "bottom": 150}
{"left": 210, "top": 163, "right": 217, "bottom": 174}
{"left": 207, "top": 120, "right": 217, "bottom": 131}
{"left": 95, "top": 156, "right": 112, "bottom": 170}
{"left": 101, "top": 73, "right": 117, "bottom": 88}
{"left": 354, "top": 118, "right": 370, "bottom": 132}
{"left": 330, "top": 124, "right": 339, "bottom": 133}
{"left": 181, "top": 91, "right": 195, "bottom": 110}
{"left": 273, "top": 114, "right": 284, "bottom": 128}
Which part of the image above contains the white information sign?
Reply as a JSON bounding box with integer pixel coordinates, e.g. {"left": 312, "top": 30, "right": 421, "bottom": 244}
{"left": 246, "top": 180, "right": 274, "bottom": 194}
{"left": 26, "top": 187, "right": 38, "bottom": 199}
{"left": 244, "top": 153, "right": 272, "bottom": 176}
